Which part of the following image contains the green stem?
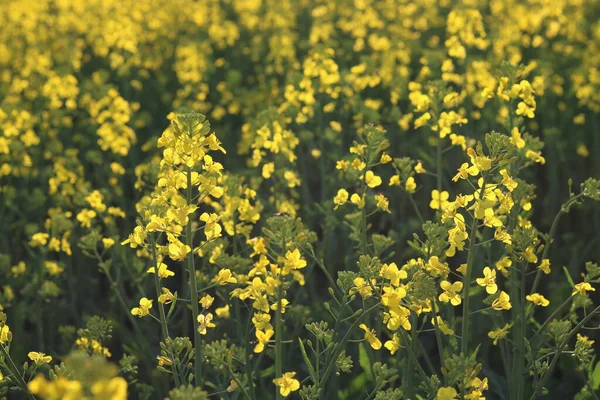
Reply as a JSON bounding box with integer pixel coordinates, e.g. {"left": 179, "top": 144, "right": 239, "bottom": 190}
{"left": 461, "top": 173, "right": 489, "bottom": 355}
{"left": 318, "top": 303, "right": 380, "bottom": 389}
{"left": 275, "top": 277, "right": 284, "bottom": 400}
{"left": 0, "top": 344, "right": 36, "bottom": 399}
{"left": 186, "top": 169, "right": 203, "bottom": 386}
{"left": 529, "top": 305, "right": 600, "bottom": 400}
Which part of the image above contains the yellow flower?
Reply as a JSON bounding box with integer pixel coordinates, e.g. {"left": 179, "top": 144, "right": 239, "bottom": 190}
{"left": 131, "top": 298, "right": 153, "bottom": 318}
{"left": 432, "top": 316, "right": 454, "bottom": 336}
{"left": 526, "top": 293, "right": 550, "bottom": 307}
{"left": 102, "top": 238, "right": 115, "bottom": 249}
{"left": 488, "top": 323, "right": 512, "bottom": 345}
{"left": 538, "top": 259, "right": 550, "bottom": 274}
{"left": 273, "top": 372, "right": 300, "bottom": 397}
{"left": 282, "top": 248, "right": 307, "bottom": 275}
{"left": 384, "top": 334, "right": 401, "bottom": 354}
{"left": 499, "top": 169, "right": 518, "bottom": 192}
{"left": 333, "top": 189, "right": 349, "bottom": 209}
{"left": 405, "top": 176, "right": 416, "bottom": 193}
{"left": 415, "top": 161, "right": 427, "bottom": 174}
{"left": 158, "top": 288, "right": 175, "bottom": 304}
{"left": 214, "top": 269, "right": 237, "bottom": 285}
{"left": 147, "top": 262, "right": 175, "bottom": 279}
{"left": 374, "top": 194, "right": 391, "bottom": 213}
{"left": 453, "top": 162, "right": 479, "bottom": 181}
{"left": 254, "top": 329, "right": 274, "bottom": 353}
{"left": 476, "top": 267, "right": 498, "bottom": 294}
{"left": 199, "top": 294, "right": 215, "bottom": 309}
{"left": 510, "top": 127, "right": 525, "bottom": 149}
{"left": 492, "top": 291, "right": 512, "bottom": 310}
{"left": 200, "top": 212, "right": 223, "bottom": 240}
{"left": 28, "top": 351, "right": 52, "bottom": 365}
{"left": 389, "top": 175, "right": 401, "bottom": 186}
{"left": 573, "top": 282, "right": 595, "bottom": 296}
{"left": 215, "top": 304, "right": 230, "bottom": 318}
{"left": 430, "top": 190, "right": 450, "bottom": 210}
{"left": 359, "top": 323, "right": 382, "bottom": 350}
{"left": 439, "top": 280, "right": 463, "bottom": 306}
{"left": 197, "top": 313, "right": 216, "bottom": 334}
{"left": 350, "top": 193, "right": 365, "bottom": 208}
{"left": 436, "top": 386, "right": 458, "bottom": 400}
{"left": 365, "top": 170, "right": 382, "bottom": 188}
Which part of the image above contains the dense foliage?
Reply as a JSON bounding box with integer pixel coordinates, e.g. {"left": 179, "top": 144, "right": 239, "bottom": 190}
{"left": 1, "top": 1, "right": 600, "bottom": 399}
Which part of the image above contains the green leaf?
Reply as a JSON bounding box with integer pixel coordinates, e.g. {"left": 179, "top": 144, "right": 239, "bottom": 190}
{"left": 563, "top": 266, "right": 575, "bottom": 288}
{"left": 591, "top": 361, "right": 600, "bottom": 390}
{"left": 298, "top": 338, "right": 318, "bottom": 383}
{"left": 358, "top": 343, "right": 374, "bottom": 382}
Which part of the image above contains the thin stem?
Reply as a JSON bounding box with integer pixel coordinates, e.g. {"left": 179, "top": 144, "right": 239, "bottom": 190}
{"left": 275, "top": 277, "right": 284, "bottom": 400}
{"left": 529, "top": 305, "right": 600, "bottom": 400}
{"left": 461, "top": 173, "right": 489, "bottom": 355}
{"left": 186, "top": 168, "right": 203, "bottom": 386}
{"left": 0, "top": 344, "right": 36, "bottom": 399}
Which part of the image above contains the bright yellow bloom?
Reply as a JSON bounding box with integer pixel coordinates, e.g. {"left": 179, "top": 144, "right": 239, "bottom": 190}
{"left": 500, "top": 169, "right": 518, "bottom": 192}
{"left": 405, "top": 176, "right": 416, "bottom": 193}
{"left": 430, "top": 190, "right": 450, "bottom": 210}
{"left": 131, "top": 298, "right": 153, "bottom": 318}
{"left": 374, "top": 194, "right": 390, "bottom": 213}
{"left": 147, "top": 262, "right": 175, "bottom": 279}
{"left": 102, "top": 238, "right": 115, "bottom": 249}
{"left": 28, "top": 351, "right": 52, "bottom": 365}
{"left": 389, "top": 175, "right": 401, "bottom": 186}
{"left": 439, "top": 281, "right": 463, "bottom": 306}
{"left": 214, "top": 269, "right": 237, "bottom": 285}
{"left": 158, "top": 288, "right": 175, "bottom": 304}
{"left": 359, "top": 323, "right": 382, "bottom": 350}
{"left": 476, "top": 267, "right": 498, "bottom": 294}
{"left": 273, "top": 372, "right": 300, "bottom": 397}
{"left": 384, "top": 334, "right": 401, "bottom": 354}
{"left": 254, "top": 329, "right": 274, "bottom": 353}
{"left": 526, "top": 293, "right": 550, "bottom": 307}
{"left": 492, "top": 291, "right": 512, "bottom": 310}
{"left": 200, "top": 294, "right": 215, "bottom": 309}
{"left": 573, "top": 282, "right": 595, "bottom": 296}
{"left": 350, "top": 193, "right": 365, "bottom": 208}
{"left": 453, "top": 162, "right": 479, "bottom": 181}
{"left": 365, "top": 170, "right": 382, "bottom": 188}
{"left": 333, "top": 189, "right": 349, "bottom": 209}
{"left": 538, "top": 259, "right": 551, "bottom": 274}
{"left": 282, "top": 248, "right": 307, "bottom": 275}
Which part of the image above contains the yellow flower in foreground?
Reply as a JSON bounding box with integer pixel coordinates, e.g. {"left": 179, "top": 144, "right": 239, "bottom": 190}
{"left": 28, "top": 352, "right": 52, "bottom": 365}
{"left": 254, "top": 329, "right": 274, "bottom": 353}
{"left": 384, "top": 333, "right": 401, "bottom": 354}
{"left": 526, "top": 293, "right": 550, "bottom": 307}
{"left": 436, "top": 386, "right": 459, "bottom": 400}
{"left": 430, "top": 190, "right": 450, "bottom": 210}
{"left": 405, "top": 176, "right": 416, "bottom": 193}
{"left": 273, "top": 372, "right": 300, "bottom": 397}
{"left": 492, "top": 291, "right": 512, "bottom": 310}
{"left": 359, "top": 323, "right": 382, "bottom": 350}
{"left": 28, "top": 375, "right": 83, "bottom": 399}
{"left": 214, "top": 268, "right": 237, "bottom": 285}
{"left": 365, "top": 170, "right": 382, "bottom": 188}
{"left": 538, "top": 259, "right": 551, "bottom": 274}
{"left": 131, "top": 298, "right": 153, "bottom": 317}
{"left": 439, "top": 281, "right": 463, "bottom": 306}
{"left": 476, "top": 267, "right": 498, "bottom": 294}
{"left": 573, "top": 282, "right": 595, "bottom": 296}
{"left": 147, "top": 262, "right": 175, "bottom": 279}
{"left": 102, "top": 238, "right": 115, "bottom": 248}
{"left": 333, "top": 189, "right": 349, "bottom": 209}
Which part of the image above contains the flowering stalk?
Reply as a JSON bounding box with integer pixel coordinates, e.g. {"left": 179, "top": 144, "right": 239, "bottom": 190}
{"left": 461, "top": 172, "right": 489, "bottom": 355}
{"left": 186, "top": 168, "right": 203, "bottom": 386}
